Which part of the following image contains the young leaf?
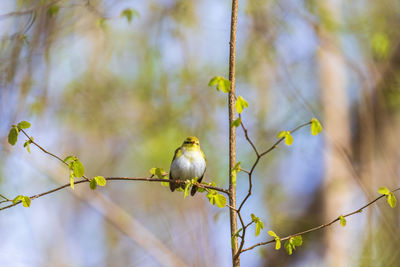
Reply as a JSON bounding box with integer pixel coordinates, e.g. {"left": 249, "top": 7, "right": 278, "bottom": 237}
{"left": 235, "top": 96, "right": 249, "bottom": 114}
{"left": 387, "top": 192, "right": 397, "bottom": 208}
{"left": 72, "top": 160, "right": 85, "bottom": 178}
{"left": 208, "top": 76, "right": 231, "bottom": 93}
{"left": 268, "top": 230, "right": 281, "bottom": 250}
{"left": 23, "top": 140, "right": 32, "bottom": 153}
{"left": 285, "top": 132, "right": 293, "bottom": 145}
{"left": 231, "top": 228, "right": 243, "bottom": 250}
{"left": 64, "top": 155, "right": 76, "bottom": 163}
{"left": 291, "top": 236, "right": 303, "bottom": 247}
{"left": 13, "top": 195, "right": 31, "bottom": 207}
{"left": 268, "top": 230, "right": 278, "bottom": 238}
{"left": 70, "top": 171, "right": 74, "bottom": 190}
{"left": 255, "top": 221, "right": 263, "bottom": 236}
{"left": 231, "top": 162, "right": 241, "bottom": 187}
{"left": 155, "top": 168, "right": 167, "bottom": 178}
{"left": 310, "top": 118, "right": 323, "bottom": 135}
{"left": 8, "top": 127, "right": 19, "bottom": 145}
{"left": 231, "top": 117, "right": 241, "bottom": 128}
{"left": 338, "top": 215, "right": 346, "bottom": 227}
{"left": 277, "top": 131, "right": 293, "bottom": 146}
{"left": 90, "top": 179, "right": 97, "bottom": 190}
{"left": 215, "top": 194, "right": 227, "bottom": 208}
{"left": 94, "top": 176, "right": 106, "bottom": 186}
{"left": 17, "top": 121, "right": 31, "bottom": 129}
{"left": 206, "top": 190, "right": 218, "bottom": 206}
{"left": 22, "top": 196, "right": 31, "bottom": 207}
{"left": 183, "top": 182, "right": 191, "bottom": 198}
{"left": 378, "top": 187, "right": 390, "bottom": 195}
{"left": 284, "top": 240, "right": 293, "bottom": 255}
{"left": 13, "top": 195, "right": 24, "bottom": 204}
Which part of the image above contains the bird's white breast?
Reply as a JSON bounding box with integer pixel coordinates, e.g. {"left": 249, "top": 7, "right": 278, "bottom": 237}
{"left": 171, "top": 149, "right": 206, "bottom": 180}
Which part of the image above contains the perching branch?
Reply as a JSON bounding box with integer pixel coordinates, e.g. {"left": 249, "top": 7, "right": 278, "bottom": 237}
{"left": 0, "top": 176, "right": 228, "bottom": 211}
{"left": 240, "top": 187, "right": 400, "bottom": 253}
{"left": 1, "top": 128, "right": 228, "bottom": 212}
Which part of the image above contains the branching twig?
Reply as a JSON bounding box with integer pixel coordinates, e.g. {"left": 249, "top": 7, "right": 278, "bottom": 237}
{"left": 233, "top": 121, "right": 312, "bottom": 259}
{"left": 240, "top": 187, "right": 400, "bottom": 253}
{"left": 238, "top": 121, "right": 311, "bottom": 213}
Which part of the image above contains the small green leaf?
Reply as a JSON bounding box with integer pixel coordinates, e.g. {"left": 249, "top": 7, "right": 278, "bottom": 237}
{"left": 155, "top": 168, "right": 167, "bottom": 178}
{"left": 251, "top": 214, "right": 263, "bottom": 236}
{"left": 207, "top": 190, "right": 220, "bottom": 206}
{"left": 235, "top": 96, "right": 249, "bottom": 114}
{"left": 13, "top": 195, "right": 30, "bottom": 207}
{"left": 268, "top": 230, "right": 278, "bottom": 238}
{"left": 8, "top": 127, "right": 19, "bottom": 145}
{"left": 285, "top": 132, "right": 293, "bottom": 145}
{"left": 310, "top": 118, "right": 323, "bottom": 136}
{"left": 275, "top": 238, "right": 281, "bottom": 250}
{"left": 23, "top": 140, "right": 31, "bottom": 153}
{"left": 94, "top": 176, "right": 106, "bottom": 186}
{"left": 208, "top": 76, "right": 231, "bottom": 93}
{"left": 378, "top": 187, "right": 390, "bottom": 195}
{"left": 183, "top": 182, "right": 191, "bottom": 198}
{"left": 151, "top": 168, "right": 169, "bottom": 187}
{"left": 215, "top": 194, "right": 227, "bottom": 208}
{"left": 277, "top": 131, "right": 293, "bottom": 146}
{"left": 64, "top": 155, "right": 76, "bottom": 163}
{"left": 90, "top": 179, "right": 97, "bottom": 190}
{"left": 232, "top": 162, "right": 241, "bottom": 173}
{"left": 47, "top": 5, "right": 59, "bottom": 16}
{"left": 277, "top": 131, "right": 286, "bottom": 139}
{"left": 22, "top": 196, "right": 31, "bottom": 207}
{"left": 268, "top": 230, "right": 281, "bottom": 250}
{"left": 13, "top": 195, "right": 24, "bottom": 204}
{"left": 284, "top": 240, "right": 293, "bottom": 255}
{"left": 231, "top": 228, "right": 243, "bottom": 250}
{"left": 72, "top": 160, "right": 85, "bottom": 178}
{"left": 17, "top": 121, "right": 31, "bottom": 129}
{"left": 231, "top": 117, "right": 241, "bottom": 128}
{"left": 121, "top": 8, "right": 139, "bottom": 23}
{"left": 339, "top": 215, "right": 346, "bottom": 227}
{"left": 291, "top": 236, "right": 302, "bottom": 247}
{"left": 255, "top": 222, "right": 262, "bottom": 236}
{"left": 387, "top": 192, "right": 397, "bottom": 208}
{"left": 149, "top": 168, "right": 157, "bottom": 175}
{"left": 70, "top": 171, "right": 74, "bottom": 190}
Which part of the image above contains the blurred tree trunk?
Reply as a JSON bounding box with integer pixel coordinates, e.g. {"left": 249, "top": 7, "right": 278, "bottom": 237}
{"left": 316, "top": 1, "right": 355, "bottom": 265}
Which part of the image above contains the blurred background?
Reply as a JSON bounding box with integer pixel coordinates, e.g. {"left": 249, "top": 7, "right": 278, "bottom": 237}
{"left": 0, "top": 0, "right": 399, "bottom": 266}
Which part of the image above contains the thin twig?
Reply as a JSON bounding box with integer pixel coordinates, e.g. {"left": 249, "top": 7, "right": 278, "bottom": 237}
{"left": 0, "top": 177, "right": 229, "bottom": 211}
{"left": 239, "top": 114, "right": 259, "bottom": 156}
{"left": 20, "top": 129, "right": 90, "bottom": 181}
{"left": 240, "top": 187, "right": 400, "bottom": 253}
{"left": 237, "top": 121, "right": 312, "bottom": 213}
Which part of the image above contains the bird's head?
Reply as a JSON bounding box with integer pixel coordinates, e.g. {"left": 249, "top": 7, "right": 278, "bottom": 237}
{"left": 182, "top": 136, "right": 200, "bottom": 149}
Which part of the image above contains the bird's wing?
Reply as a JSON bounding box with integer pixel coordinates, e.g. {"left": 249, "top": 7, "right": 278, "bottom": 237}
{"left": 191, "top": 149, "right": 206, "bottom": 196}
{"left": 169, "top": 146, "right": 182, "bottom": 192}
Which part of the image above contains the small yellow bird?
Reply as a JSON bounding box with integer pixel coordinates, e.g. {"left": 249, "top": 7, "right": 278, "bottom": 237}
{"left": 169, "top": 136, "right": 206, "bottom": 196}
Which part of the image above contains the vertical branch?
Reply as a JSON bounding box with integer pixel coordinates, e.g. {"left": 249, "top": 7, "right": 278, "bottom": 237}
{"left": 228, "top": 0, "right": 239, "bottom": 266}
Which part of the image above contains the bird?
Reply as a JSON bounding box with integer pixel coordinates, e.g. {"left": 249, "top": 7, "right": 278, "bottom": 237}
{"left": 169, "top": 136, "right": 206, "bottom": 196}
